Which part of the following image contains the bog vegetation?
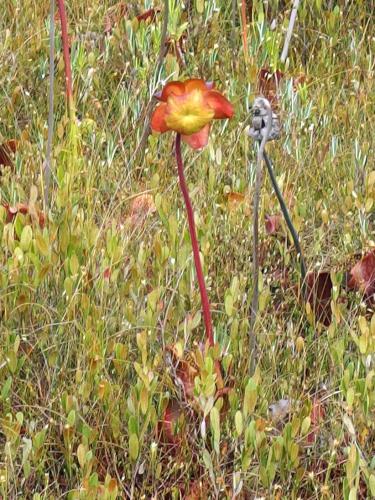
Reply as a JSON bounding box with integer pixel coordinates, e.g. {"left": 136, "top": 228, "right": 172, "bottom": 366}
{"left": 0, "top": 0, "right": 374, "bottom": 498}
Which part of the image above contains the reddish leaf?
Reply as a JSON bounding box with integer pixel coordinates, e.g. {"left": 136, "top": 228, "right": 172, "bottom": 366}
{"left": 258, "top": 68, "right": 284, "bottom": 104}
{"left": 227, "top": 192, "right": 251, "bottom": 216}
{"left": 160, "top": 400, "right": 183, "bottom": 445}
{"left": 306, "top": 271, "right": 332, "bottom": 326}
{"left": 0, "top": 140, "right": 17, "bottom": 168}
{"left": 265, "top": 214, "right": 282, "bottom": 234}
{"left": 227, "top": 191, "right": 245, "bottom": 212}
{"left": 176, "top": 358, "right": 197, "bottom": 399}
{"left": 307, "top": 397, "right": 325, "bottom": 444}
{"left": 127, "top": 193, "right": 156, "bottom": 227}
{"left": 136, "top": 8, "right": 160, "bottom": 23}
{"left": 293, "top": 73, "right": 307, "bottom": 90}
{"left": 103, "top": 15, "right": 113, "bottom": 35}
{"left": 38, "top": 211, "right": 46, "bottom": 229}
{"left": 166, "top": 344, "right": 198, "bottom": 399}
{"left": 103, "top": 267, "right": 111, "bottom": 280}
{"left": 103, "top": 2, "right": 128, "bottom": 34}
{"left": 348, "top": 251, "right": 375, "bottom": 297}
{"left": 2, "top": 202, "right": 45, "bottom": 229}
{"left": 185, "top": 480, "right": 209, "bottom": 500}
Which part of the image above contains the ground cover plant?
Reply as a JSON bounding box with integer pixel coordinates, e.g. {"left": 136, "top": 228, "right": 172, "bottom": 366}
{"left": 0, "top": 0, "right": 374, "bottom": 498}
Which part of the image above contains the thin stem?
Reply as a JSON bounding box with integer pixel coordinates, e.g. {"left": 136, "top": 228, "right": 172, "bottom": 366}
{"left": 249, "top": 102, "right": 273, "bottom": 375}
{"left": 231, "top": 0, "right": 237, "bottom": 47}
{"left": 44, "top": 0, "right": 55, "bottom": 209}
{"left": 240, "top": 0, "right": 249, "bottom": 63}
{"left": 280, "top": 0, "right": 300, "bottom": 63}
{"left": 175, "top": 134, "right": 224, "bottom": 388}
{"left": 155, "top": 0, "right": 169, "bottom": 75}
{"left": 264, "top": 150, "right": 307, "bottom": 297}
{"left": 56, "top": 0, "right": 73, "bottom": 112}
{"left": 136, "top": 0, "right": 169, "bottom": 169}
{"left": 175, "top": 133, "right": 214, "bottom": 347}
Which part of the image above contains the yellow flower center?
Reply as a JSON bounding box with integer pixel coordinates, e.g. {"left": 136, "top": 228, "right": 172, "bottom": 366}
{"left": 165, "top": 90, "right": 214, "bottom": 135}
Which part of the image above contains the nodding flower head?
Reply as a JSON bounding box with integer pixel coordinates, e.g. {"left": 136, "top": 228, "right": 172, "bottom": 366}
{"left": 248, "top": 96, "right": 281, "bottom": 142}
{"left": 151, "top": 79, "right": 234, "bottom": 149}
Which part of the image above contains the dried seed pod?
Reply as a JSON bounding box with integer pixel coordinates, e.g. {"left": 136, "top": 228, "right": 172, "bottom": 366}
{"left": 248, "top": 96, "right": 281, "bottom": 142}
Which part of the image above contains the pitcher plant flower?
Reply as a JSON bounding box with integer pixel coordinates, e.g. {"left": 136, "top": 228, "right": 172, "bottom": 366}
{"left": 151, "top": 79, "right": 234, "bottom": 149}
{"left": 151, "top": 79, "right": 234, "bottom": 386}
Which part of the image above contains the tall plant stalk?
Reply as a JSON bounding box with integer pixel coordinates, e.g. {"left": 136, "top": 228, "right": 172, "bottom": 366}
{"left": 280, "top": 0, "right": 300, "bottom": 63}
{"left": 175, "top": 134, "right": 214, "bottom": 346}
{"left": 249, "top": 103, "right": 272, "bottom": 375}
{"left": 44, "top": 0, "right": 55, "bottom": 209}
{"left": 56, "top": 0, "right": 73, "bottom": 114}
{"left": 264, "top": 151, "right": 307, "bottom": 295}
{"left": 175, "top": 134, "right": 223, "bottom": 387}
{"left": 136, "top": 0, "right": 169, "bottom": 167}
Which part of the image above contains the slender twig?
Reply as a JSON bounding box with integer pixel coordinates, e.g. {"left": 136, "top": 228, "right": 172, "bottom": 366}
{"left": 263, "top": 151, "right": 307, "bottom": 297}
{"left": 136, "top": 0, "right": 169, "bottom": 164}
{"left": 155, "top": 0, "right": 169, "bottom": 75}
{"left": 240, "top": 0, "right": 248, "bottom": 63}
{"left": 249, "top": 102, "right": 272, "bottom": 375}
{"left": 56, "top": 0, "right": 73, "bottom": 113}
{"left": 44, "top": 0, "right": 55, "bottom": 209}
{"left": 175, "top": 133, "right": 223, "bottom": 388}
{"left": 280, "top": 0, "right": 300, "bottom": 63}
{"left": 231, "top": 0, "right": 237, "bottom": 46}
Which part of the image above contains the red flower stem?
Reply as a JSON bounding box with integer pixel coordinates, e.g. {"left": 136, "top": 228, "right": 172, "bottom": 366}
{"left": 56, "top": 0, "right": 73, "bottom": 112}
{"left": 175, "top": 133, "right": 213, "bottom": 346}
{"left": 175, "top": 134, "right": 223, "bottom": 388}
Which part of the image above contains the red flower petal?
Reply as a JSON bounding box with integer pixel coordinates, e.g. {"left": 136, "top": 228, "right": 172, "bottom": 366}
{"left": 205, "top": 90, "right": 234, "bottom": 119}
{"left": 159, "top": 81, "right": 186, "bottom": 101}
{"left": 151, "top": 103, "right": 170, "bottom": 133}
{"left": 184, "top": 78, "right": 209, "bottom": 93}
{"left": 182, "top": 124, "right": 210, "bottom": 149}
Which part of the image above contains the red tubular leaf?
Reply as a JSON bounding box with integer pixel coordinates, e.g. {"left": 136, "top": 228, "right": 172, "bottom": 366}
{"left": 348, "top": 251, "right": 375, "bottom": 296}
{"left": 0, "top": 140, "right": 17, "bottom": 168}
{"left": 136, "top": 8, "right": 160, "bottom": 23}
{"left": 2, "top": 202, "right": 45, "bottom": 229}
{"left": 258, "top": 68, "right": 284, "bottom": 104}
{"left": 306, "top": 271, "right": 333, "bottom": 326}
{"left": 161, "top": 401, "right": 182, "bottom": 445}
